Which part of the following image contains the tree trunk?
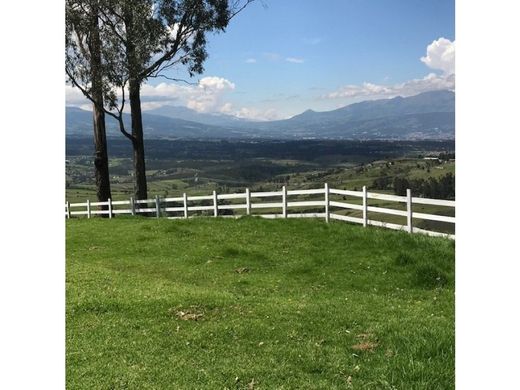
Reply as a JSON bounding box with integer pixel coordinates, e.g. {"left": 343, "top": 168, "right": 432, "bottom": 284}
{"left": 129, "top": 78, "right": 148, "bottom": 200}
{"left": 92, "top": 106, "right": 111, "bottom": 203}
{"left": 90, "top": 1, "right": 111, "bottom": 211}
{"left": 123, "top": 4, "right": 148, "bottom": 201}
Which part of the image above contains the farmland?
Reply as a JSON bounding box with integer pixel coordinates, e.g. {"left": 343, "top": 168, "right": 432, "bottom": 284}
{"left": 66, "top": 138, "right": 455, "bottom": 233}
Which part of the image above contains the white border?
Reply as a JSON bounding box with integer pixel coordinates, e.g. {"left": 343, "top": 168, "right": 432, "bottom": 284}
{"left": 457, "top": 0, "right": 520, "bottom": 388}
{"left": 0, "top": 1, "right": 65, "bottom": 388}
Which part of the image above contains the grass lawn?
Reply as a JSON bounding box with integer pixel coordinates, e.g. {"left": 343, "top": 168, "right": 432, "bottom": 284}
{"left": 66, "top": 217, "right": 454, "bottom": 389}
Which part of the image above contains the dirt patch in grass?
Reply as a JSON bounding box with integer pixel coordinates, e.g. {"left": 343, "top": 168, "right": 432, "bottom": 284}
{"left": 175, "top": 310, "right": 203, "bottom": 321}
{"left": 171, "top": 307, "right": 205, "bottom": 321}
{"left": 352, "top": 333, "right": 379, "bottom": 352}
{"left": 351, "top": 341, "right": 379, "bottom": 352}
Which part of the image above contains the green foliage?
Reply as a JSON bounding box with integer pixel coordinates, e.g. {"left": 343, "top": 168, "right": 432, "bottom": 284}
{"left": 371, "top": 175, "right": 392, "bottom": 190}
{"left": 66, "top": 0, "right": 244, "bottom": 108}
{"left": 67, "top": 217, "right": 454, "bottom": 388}
{"left": 393, "top": 173, "right": 455, "bottom": 199}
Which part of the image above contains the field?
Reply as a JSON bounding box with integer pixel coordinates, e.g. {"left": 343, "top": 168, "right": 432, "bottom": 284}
{"left": 67, "top": 217, "right": 455, "bottom": 389}
{"left": 66, "top": 139, "right": 455, "bottom": 202}
{"left": 66, "top": 138, "right": 455, "bottom": 234}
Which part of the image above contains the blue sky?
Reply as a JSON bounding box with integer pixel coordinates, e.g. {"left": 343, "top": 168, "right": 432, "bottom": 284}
{"left": 67, "top": 0, "right": 455, "bottom": 120}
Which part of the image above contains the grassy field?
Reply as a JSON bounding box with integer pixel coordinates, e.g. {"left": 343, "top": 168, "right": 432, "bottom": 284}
{"left": 67, "top": 217, "right": 454, "bottom": 389}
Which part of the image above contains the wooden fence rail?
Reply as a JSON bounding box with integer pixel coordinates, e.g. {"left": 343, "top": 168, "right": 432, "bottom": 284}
{"left": 66, "top": 184, "right": 455, "bottom": 239}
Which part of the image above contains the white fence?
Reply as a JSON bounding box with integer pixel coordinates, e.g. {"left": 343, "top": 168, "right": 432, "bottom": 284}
{"left": 65, "top": 184, "right": 455, "bottom": 239}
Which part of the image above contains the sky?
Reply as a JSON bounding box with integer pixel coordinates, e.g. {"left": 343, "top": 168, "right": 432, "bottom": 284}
{"left": 66, "top": 0, "right": 455, "bottom": 121}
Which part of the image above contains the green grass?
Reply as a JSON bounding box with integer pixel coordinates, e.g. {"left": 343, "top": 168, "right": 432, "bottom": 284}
{"left": 67, "top": 217, "right": 454, "bottom": 389}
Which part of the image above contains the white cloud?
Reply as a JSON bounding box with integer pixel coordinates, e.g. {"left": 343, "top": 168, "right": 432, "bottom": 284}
{"left": 245, "top": 58, "right": 257, "bottom": 63}
{"left": 140, "top": 82, "right": 190, "bottom": 98}
{"left": 198, "top": 76, "right": 235, "bottom": 91}
{"left": 220, "top": 102, "right": 234, "bottom": 114}
{"left": 66, "top": 75, "right": 285, "bottom": 121}
{"left": 421, "top": 37, "right": 455, "bottom": 75}
{"left": 325, "top": 73, "right": 454, "bottom": 100}
{"left": 286, "top": 57, "right": 305, "bottom": 64}
{"left": 234, "top": 106, "right": 283, "bottom": 121}
{"left": 324, "top": 38, "right": 455, "bottom": 101}
{"left": 65, "top": 84, "right": 89, "bottom": 106}
{"left": 67, "top": 76, "right": 237, "bottom": 114}
{"left": 185, "top": 77, "right": 235, "bottom": 112}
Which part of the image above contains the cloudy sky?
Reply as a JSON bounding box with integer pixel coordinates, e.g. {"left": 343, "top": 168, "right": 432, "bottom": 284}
{"left": 66, "top": 0, "right": 455, "bottom": 121}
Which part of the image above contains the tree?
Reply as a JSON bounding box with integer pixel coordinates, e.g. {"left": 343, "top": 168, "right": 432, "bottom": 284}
{"left": 392, "top": 176, "right": 409, "bottom": 196}
{"left": 371, "top": 176, "right": 391, "bottom": 190}
{"left": 66, "top": 0, "right": 113, "bottom": 205}
{"left": 94, "top": 0, "right": 254, "bottom": 200}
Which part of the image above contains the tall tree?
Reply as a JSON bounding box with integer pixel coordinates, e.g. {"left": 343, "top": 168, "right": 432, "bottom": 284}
{"left": 66, "top": 0, "right": 113, "bottom": 205}
{"left": 97, "top": 0, "right": 254, "bottom": 200}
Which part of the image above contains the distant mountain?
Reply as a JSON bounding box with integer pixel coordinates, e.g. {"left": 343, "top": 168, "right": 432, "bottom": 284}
{"left": 66, "top": 107, "right": 252, "bottom": 139}
{"left": 249, "top": 90, "right": 455, "bottom": 139}
{"left": 66, "top": 90, "right": 454, "bottom": 140}
{"left": 290, "top": 89, "right": 454, "bottom": 124}
{"left": 144, "top": 105, "right": 252, "bottom": 127}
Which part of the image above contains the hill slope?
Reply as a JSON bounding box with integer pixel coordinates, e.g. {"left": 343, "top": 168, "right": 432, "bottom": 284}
{"left": 252, "top": 90, "right": 454, "bottom": 139}
{"left": 66, "top": 106, "right": 252, "bottom": 139}
{"left": 67, "top": 217, "right": 454, "bottom": 389}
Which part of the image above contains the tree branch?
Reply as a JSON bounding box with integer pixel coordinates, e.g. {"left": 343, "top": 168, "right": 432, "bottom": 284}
{"left": 154, "top": 74, "right": 197, "bottom": 85}
{"left": 98, "top": 7, "right": 127, "bottom": 45}
{"left": 229, "top": 0, "right": 256, "bottom": 20}
{"left": 139, "top": 10, "right": 191, "bottom": 79}
{"left": 66, "top": 67, "right": 134, "bottom": 143}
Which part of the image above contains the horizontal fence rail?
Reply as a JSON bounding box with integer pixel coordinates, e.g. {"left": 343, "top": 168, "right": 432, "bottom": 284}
{"left": 66, "top": 184, "right": 455, "bottom": 239}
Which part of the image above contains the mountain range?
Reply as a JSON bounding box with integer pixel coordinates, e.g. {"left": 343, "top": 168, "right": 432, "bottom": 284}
{"left": 66, "top": 90, "right": 454, "bottom": 140}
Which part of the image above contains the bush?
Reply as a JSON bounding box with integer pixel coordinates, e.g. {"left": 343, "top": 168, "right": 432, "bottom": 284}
{"left": 414, "top": 264, "right": 449, "bottom": 289}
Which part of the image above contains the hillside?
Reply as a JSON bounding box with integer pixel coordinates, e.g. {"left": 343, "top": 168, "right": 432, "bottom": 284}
{"left": 253, "top": 90, "right": 454, "bottom": 139}
{"left": 67, "top": 217, "right": 455, "bottom": 389}
{"left": 65, "top": 106, "right": 251, "bottom": 139}
{"left": 66, "top": 90, "right": 454, "bottom": 140}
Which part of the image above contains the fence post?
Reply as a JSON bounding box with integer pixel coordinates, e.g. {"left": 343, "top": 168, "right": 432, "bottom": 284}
{"left": 324, "top": 183, "right": 330, "bottom": 223}
{"left": 183, "top": 193, "right": 188, "bottom": 219}
{"left": 282, "top": 185, "right": 287, "bottom": 218}
{"left": 108, "top": 198, "right": 112, "bottom": 219}
{"left": 130, "top": 197, "right": 135, "bottom": 216}
{"left": 362, "top": 186, "right": 367, "bottom": 227}
{"left": 245, "top": 188, "right": 251, "bottom": 216}
{"left": 407, "top": 189, "right": 413, "bottom": 233}
{"left": 87, "top": 199, "right": 91, "bottom": 219}
{"left": 213, "top": 190, "right": 218, "bottom": 217}
{"left": 155, "top": 195, "right": 161, "bottom": 218}
{"left": 66, "top": 201, "right": 70, "bottom": 219}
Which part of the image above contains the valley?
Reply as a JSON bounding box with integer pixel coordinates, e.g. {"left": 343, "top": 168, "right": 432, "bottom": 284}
{"left": 66, "top": 138, "right": 455, "bottom": 233}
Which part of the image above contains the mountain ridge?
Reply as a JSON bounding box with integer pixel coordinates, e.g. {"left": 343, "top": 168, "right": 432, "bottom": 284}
{"left": 66, "top": 90, "right": 454, "bottom": 140}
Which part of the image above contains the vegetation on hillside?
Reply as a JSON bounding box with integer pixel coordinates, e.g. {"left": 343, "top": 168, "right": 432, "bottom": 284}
{"left": 66, "top": 139, "right": 454, "bottom": 200}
